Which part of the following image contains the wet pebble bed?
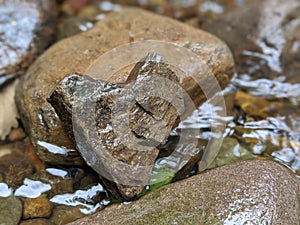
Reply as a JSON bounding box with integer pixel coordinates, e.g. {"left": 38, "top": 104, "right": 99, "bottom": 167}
{"left": 0, "top": 0, "right": 300, "bottom": 224}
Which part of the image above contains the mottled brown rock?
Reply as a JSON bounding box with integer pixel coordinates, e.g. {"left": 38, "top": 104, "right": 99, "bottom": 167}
{"left": 48, "top": 53, "right": 184, "bottom": 200}
{"left": 0, "top": 155, "right": 34, "bottom": 189}
{"left": 69, "top": 160, "right": 300, "bottom": 225}
{"left": 0, "top": 0, "right": 57, "bottom": 84}
{"left": 50, "top": 205, "right": 86, "bottom": 225}
{"left": 234, "top": 91, "right": 283, "bottom": 118}
{"left": 20, "top": 218, "right": 55, "bottom": 225}
{"left": 23, "top": 194, "right": 53, "bottom": 219}
{"left": 16, "top": 8, "right": 234, "bottom": 165}
{"left": 24, "top": 138, "right": 46, "bottom": 172}
{"left": 8, "top": 127, "right": 26, "bottom": 142}
{"left": 0, "top": 196, "right": 23, "bottom": 225}
{"left": 112, "top": 0, "right": 259, "bottom": 21}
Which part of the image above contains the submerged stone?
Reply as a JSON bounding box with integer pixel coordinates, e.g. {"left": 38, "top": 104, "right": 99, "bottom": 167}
{"left": 207, "top": 137, "right": 256, "bottom": 169}
{"left": 234, "top": 90, "right": 283, "bottom": 118}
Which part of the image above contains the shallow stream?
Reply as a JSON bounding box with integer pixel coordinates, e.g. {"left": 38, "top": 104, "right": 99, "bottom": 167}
{"left": 0, "top": 0, "right": 299, "bottom": 224}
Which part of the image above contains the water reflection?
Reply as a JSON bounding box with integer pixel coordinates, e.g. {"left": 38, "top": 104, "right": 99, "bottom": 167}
{"left": 98, "top": 1, "right": 121, "bottom": 12}
{"left": 14, "top": 178, "right": 51, "bottom": 198}
{"left": 199, "top": 1, "right": 225, "bottom": 14}
{"left": 233, "top": 76, "right": 300, "bottom": 100}
{"left": 157, "top": 91, "right": 233, "bottom": 178}
{"left": 50, "top": 183, "right": 108, "bottom": 214}
{"left": 233, "top": 76, "right": 300, "bottom": 175}
{"left": 159, "top": 70, "right": 300, "bottom": 177}
{"left": 46, "top": 168, "right": 68, "bottom": 178}
{"left": 0, "top": 183, "right": 12, "bottom": 197}
{"left": 177, "top": 99, "right": 233, "bottom": 130}
{"left": 37, "top": 141, "right": 68, "bottom": 156}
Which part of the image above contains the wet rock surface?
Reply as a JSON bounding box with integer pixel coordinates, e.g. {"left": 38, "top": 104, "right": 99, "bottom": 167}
{"left": 20, "top": 218, "right": 55, "bottom": 225}
{"left": 70, "top": 160, "right": 300, "bottom": 225}
{"left": 204, "top": 0, "right": 300, "bottom": 83}
{"left": 48, "top": 53, "right": 184, "bottom": 199}
{"left": 29, "top": 170, "right": 74, "bottom": 198}
{"left": 49, "top": 205, "right": 86, "bottom": 225}
{"left": 0, "top": 1, "right": 300, "bottom": 224}
{"left": 111, "top": 0, "right": 259, "bottom": 21}
{"left": 23, "top": 194, "right": 53, "bottom": 219}
{"left": 16, "top": 8, "right": 234, "bottom": 166}
{"left": 0, "top": 0, "right": 57, "bottom": 84}
{"left": 8, "top": 127, "right": 26, "bottom": 142}
{"left": 0, "top": 195, "right": 22, "bottom": 225}
{"left": 0, "top": 154, "right": 34, "bottom": 189}
{"left": 57, "top": 0, "right": 255, "bottom": 40}
{"left": 234, "top": 90, "right": 283, "bottom": 118}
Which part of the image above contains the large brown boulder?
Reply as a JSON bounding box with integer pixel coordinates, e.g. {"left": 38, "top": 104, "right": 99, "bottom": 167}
{"left": 69, "top": 160, "right": 300, "bottom": 225}
{"left": 16, "top": 8, "right": 234, "bottom": 166}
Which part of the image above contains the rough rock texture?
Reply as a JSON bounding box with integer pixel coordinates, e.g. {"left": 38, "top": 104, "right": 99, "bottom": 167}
{"left": 47, "top": 53, "right": 184, "bottom": 199}
{"left": 23, "top": 194, "right": 53, "bottom": 219}
{"left": 0, "top": 154, "right": 34, "bottom": 189}
{"left": 69, "top": 160, "right": 300, "bottom": 225}
{"left": 50, "top": 205, "right": 86, "bottom": 225}
{"left": 0, "top": 0, "right": 57, "bottom": 85}
{"left": 0, "top": 196, "right": 23, "bottom": 225}
{"left": 16, "top": 8, "right": 234, "bottom": 165}
{"left": 20, "top": 218, "right": 55, "bottom": 225}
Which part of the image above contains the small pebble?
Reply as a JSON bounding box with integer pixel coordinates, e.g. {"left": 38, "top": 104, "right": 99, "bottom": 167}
{"left": 9, "top": 127, "right": 26, "bottom": 142}
{"left": 23, "top": 194, "right": 53, "bottom": 219}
